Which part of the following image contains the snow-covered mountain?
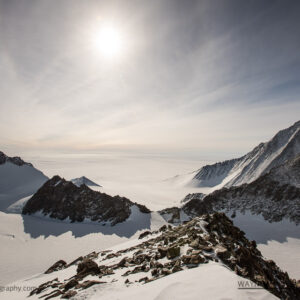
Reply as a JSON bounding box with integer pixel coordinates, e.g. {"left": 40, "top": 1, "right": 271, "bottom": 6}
{"left": 184, "top": 120, "right": 300, "bottom": 189}
{"left": 0, "top": 151, "right": 48, "bottom": 211}
{"left": 4, "top": 213, "right": 299, "bottom": 300}
{"left": 71, "top": 176, "right": 101, "bottom": 187}
{"left": 160, "top": 153, "right": 300, "bottom": 225}
{"left": 22, "top": 176, "right": 151, "bottom": 226}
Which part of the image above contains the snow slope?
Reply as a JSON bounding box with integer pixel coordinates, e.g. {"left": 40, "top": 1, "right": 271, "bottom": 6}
{"left": 0, "top": 161, "right": 48, "bottom": 211}
{"left": 89, "top": 263, "right": 277, "bottom": 300}
{"left": 0, "top": 210, "right": 166, "bottom": 286}
{"left": 1, "top": 214, "right": 284, "bottom": 300}
{"left": 175, "top": 120, "right": 300, "bottom": 189}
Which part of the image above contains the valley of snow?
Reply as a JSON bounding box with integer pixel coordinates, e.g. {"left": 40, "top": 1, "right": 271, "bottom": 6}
{"left": 0, "top": 152, "right": 299, "bottom": 295}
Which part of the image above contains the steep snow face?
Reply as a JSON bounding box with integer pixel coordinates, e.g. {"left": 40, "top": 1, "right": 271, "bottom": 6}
{"left": 71, "top": 176, "right": 101, "bottom": 187}
{"left": 0, "top": 160, "right": 48, "bottom": 211}
{"left": 188, "top": 120, "right": 300, "bottom": 188}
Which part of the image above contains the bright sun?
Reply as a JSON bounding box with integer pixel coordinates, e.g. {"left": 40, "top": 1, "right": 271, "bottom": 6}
{"left": 93, "top": 25, "right": 123, "bottom": 59}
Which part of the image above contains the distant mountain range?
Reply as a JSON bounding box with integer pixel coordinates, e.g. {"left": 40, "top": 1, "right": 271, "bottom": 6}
{"left": 173, "top": 120, "right": 300, "bottom": 189}
{"left": 2, "top": 120, "right": 300, "bottom": 229}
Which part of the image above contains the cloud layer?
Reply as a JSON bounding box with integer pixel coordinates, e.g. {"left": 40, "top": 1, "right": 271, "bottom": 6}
{"left": 1, "top": 0, "right": 300, "bottom": 158}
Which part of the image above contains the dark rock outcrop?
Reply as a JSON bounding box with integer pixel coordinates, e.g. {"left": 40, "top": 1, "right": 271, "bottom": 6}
{"left": 162, "top": 154, "right": 300, "bottom": 225}
{"left": 0, "top": 151, "right": 32, "bottom": 166}
{"left": 182, "top": 154, "right": 300, "bottom": 224}
{"left": 45, "top": 260, "right": 67, "bottom": 274}
{"left": 22, "top": 176, "right": 151, "bottom": 225}
{"left": 76, "top": 259, "right": 100, "bottom": 279}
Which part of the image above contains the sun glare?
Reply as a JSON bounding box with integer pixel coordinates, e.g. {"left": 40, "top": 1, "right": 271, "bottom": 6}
{"left": 93, "top": 25, "right": 124, "bottom": 59}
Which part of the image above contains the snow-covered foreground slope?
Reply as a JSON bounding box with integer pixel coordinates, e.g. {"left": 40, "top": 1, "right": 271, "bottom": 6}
{"left": 0, "top": 161, "right": 48, "bottom": 211}
{"left": 0, "top": 211, "right": 166, "bottom": 286}
{"left": 3, "top": 213, "right": 298, "bottom": 300}
{"left": 173, "top": 120, "right": 300, "bottom": 189}
{"left": 88, "top": 263, "right": 277, "bottom": 300}
{"left": 3, "top": 263, "right": 277, "bottom": 300}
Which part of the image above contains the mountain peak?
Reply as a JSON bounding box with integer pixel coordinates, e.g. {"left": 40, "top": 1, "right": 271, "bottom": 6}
{"left": 188, "top": 120, "right": 300, "bottom": 188}
{"left": 22, "top": 176, "right": 150, "bottom": 225}
{"left": 71, "top": 176, "right": 101, "bottom": 187}
{"left": 0, "top": 151, "right": 32, "bottom": 167}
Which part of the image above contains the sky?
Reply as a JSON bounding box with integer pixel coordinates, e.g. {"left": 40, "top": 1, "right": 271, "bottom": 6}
{"left": 1, "top": 0, "right": 300, "bottom": 161}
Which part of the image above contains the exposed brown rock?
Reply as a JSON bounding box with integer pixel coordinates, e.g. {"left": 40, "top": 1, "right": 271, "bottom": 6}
{"left": 61, "top": 290, "right": 77, "bottom": 299}
{"left": 76, "top": 259, "right": 100, "bottom": 279}
{"left": 63, "top": 279, "right": 78, "bottom": 291}
{"left": 45, "top": 260, "right": 67, "bottom": 274}
{"left": 138, "top": 230, "right": 152, "bottom": 239}
{"left": 76, "top": 280, "right": 106, "bottom": 290}
{"left": 167, "top": 246, "right": 180, "bottom": 259}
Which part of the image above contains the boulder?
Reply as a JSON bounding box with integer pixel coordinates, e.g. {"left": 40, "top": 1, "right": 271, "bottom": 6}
{"left": 167, "top": 246, "right": 180, "bottom": 259}
{"left": 157, "top": 246, "right": 168, "bottom": 258}
{"left": 61, "top": 290, "right": 77, "bottom": 299}
{"left": 64, "top": 279, "right": 78, "bottom": 291}
{"left": 45, "top": 260, "right": 67, "bottom": 274}
{"left": 138, "top": 231, "right": 152, "bottom": 239}
{"left": 77, "top": 259, "right": 100, "bottom": 278}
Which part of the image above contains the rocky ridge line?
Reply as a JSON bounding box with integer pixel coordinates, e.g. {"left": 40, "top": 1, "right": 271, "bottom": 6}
{"left": 22, "top": 175, "right": 150, "bottom": 225}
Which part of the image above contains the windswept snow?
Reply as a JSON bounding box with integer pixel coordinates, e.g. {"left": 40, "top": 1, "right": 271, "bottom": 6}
{"left": 6, "top": 195, "right": 32, "bottom": 214}
{"left": 88, "top": 263, "right": 277, "bottom": 300}
{"left": 0, "top": 235, "right": 278, "bottom": 300}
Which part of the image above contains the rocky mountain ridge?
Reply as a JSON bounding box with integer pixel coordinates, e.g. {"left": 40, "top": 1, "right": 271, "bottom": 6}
{"left": 27, "top": 213, "right": 300, "bottom": 299}
{"left": 160, "top": 153, "right": 300, "bottom": 225}
{"left": 0, "top": 151, "right": 33, "bottom": 167}
{"left": 22, "top": 176, "right": 150, "bottom": 225}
